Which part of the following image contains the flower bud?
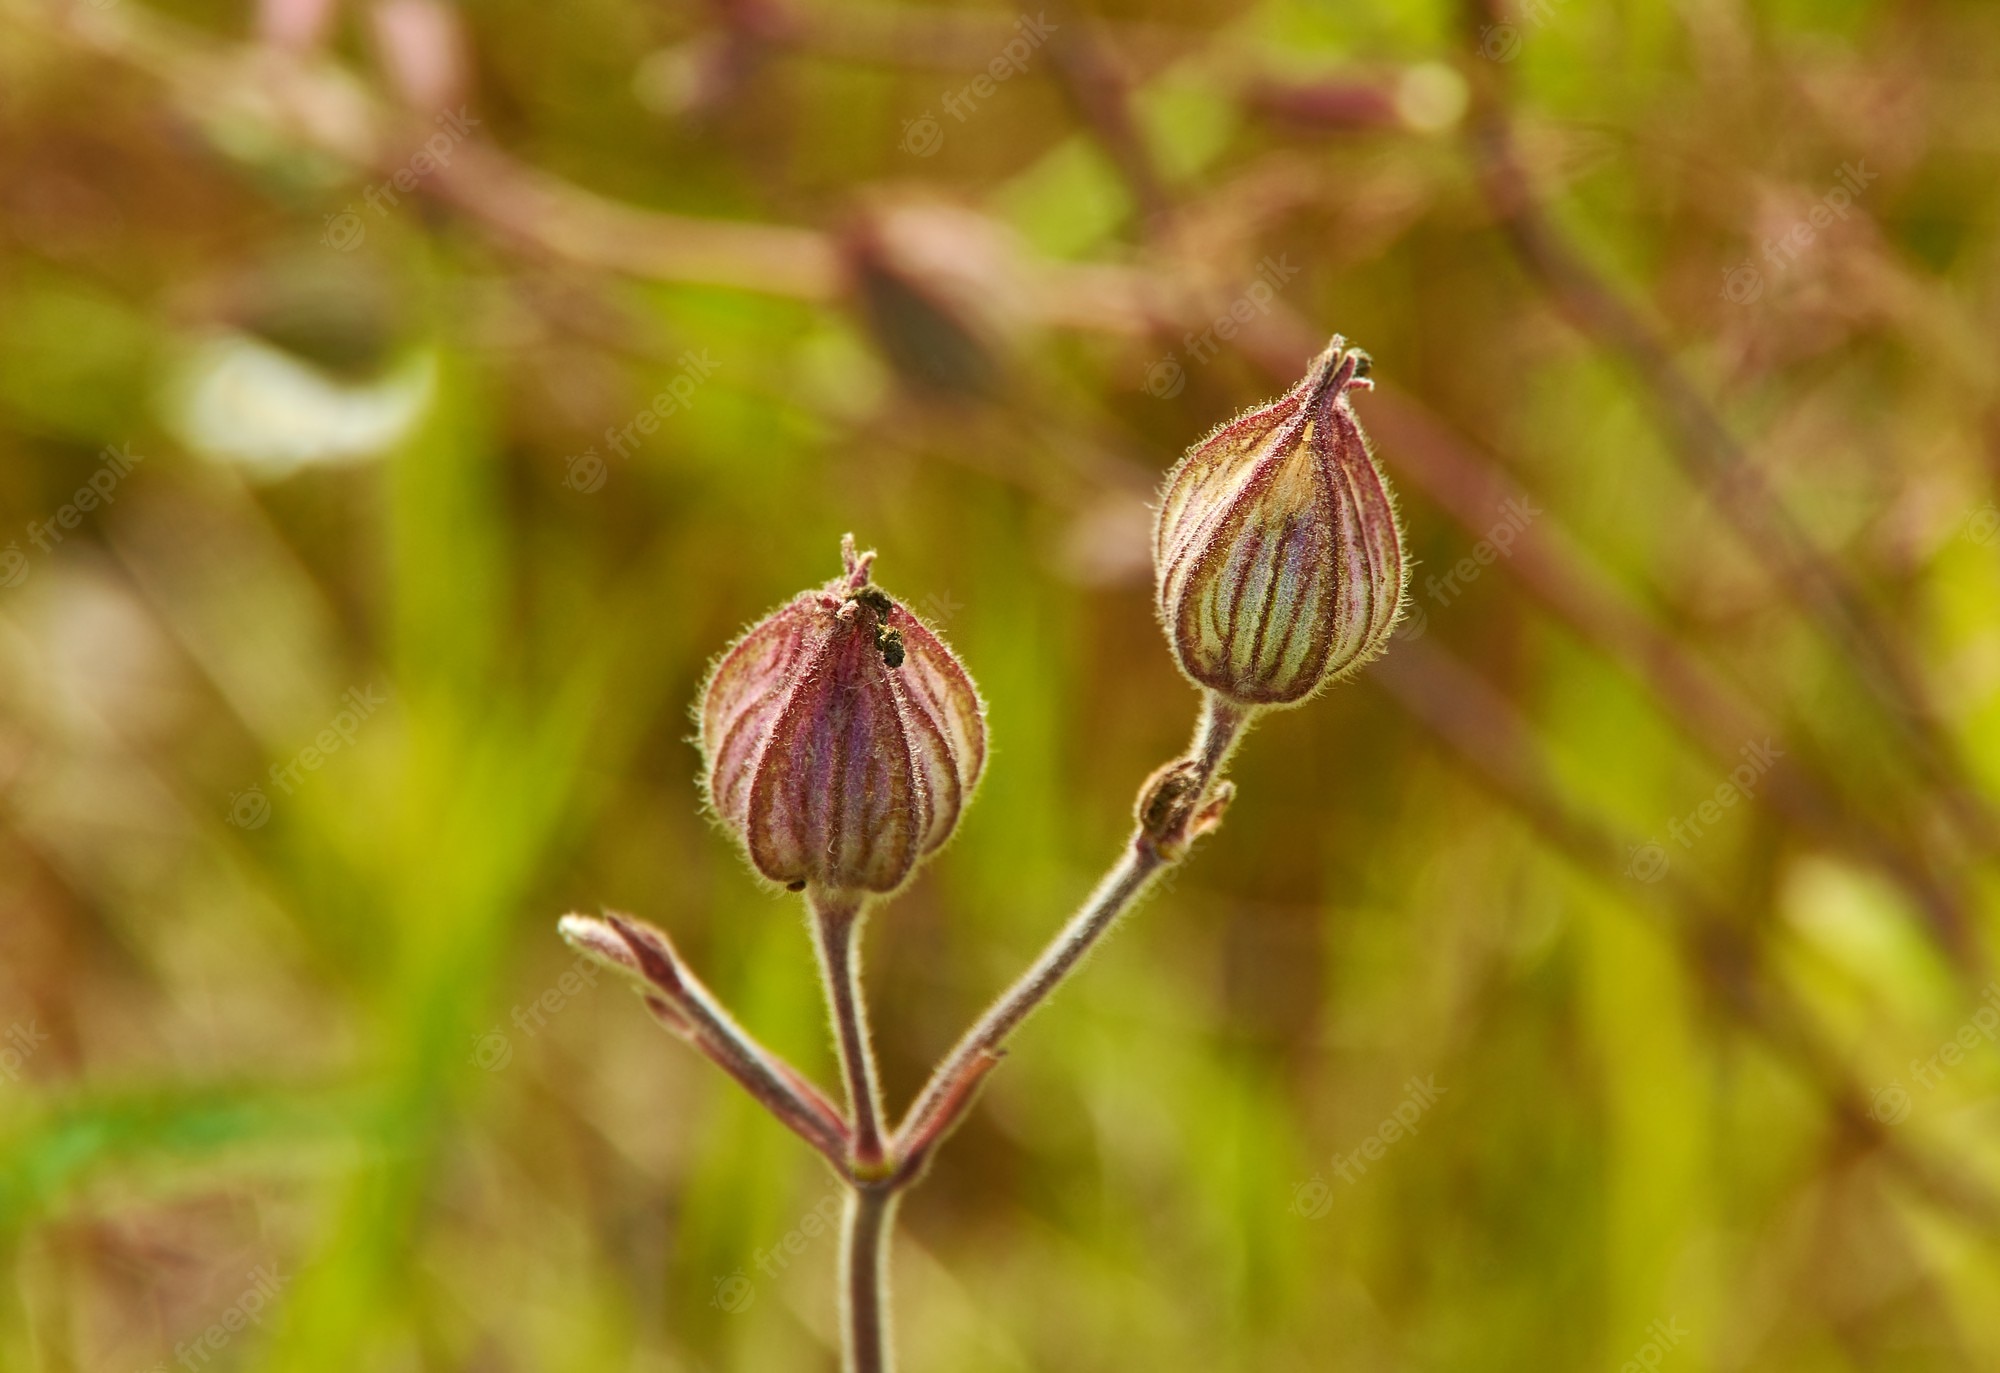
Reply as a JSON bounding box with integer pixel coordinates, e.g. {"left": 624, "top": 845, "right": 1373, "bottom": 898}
{"left": 699, "top": 536, "right": 986, "bottom": 895}
{"left": 1153, "top": 336, "right": 1405, "bottom": 706}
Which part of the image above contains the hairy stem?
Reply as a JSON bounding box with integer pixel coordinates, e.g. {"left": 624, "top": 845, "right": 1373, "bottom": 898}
{"left": 573, "top": 693, "right": 1254, "bottom": 1373}
{"left": 840, "top": 1187, "right": 898, "bottom": 1373}
{"left": 897, "top": 694, "right": 1250, "bottom": 1157}
{"left": 559, "top": 912, "right": 851, "bottom": 1167}
{"left": 1189, "top": 692, "right": 1251, "bottom": 777}
{"left": 811, "top": 891, "right": 897, "bottom": 1372}
{"left": 811, "top": 892, "right": 887, "bottom": 1170}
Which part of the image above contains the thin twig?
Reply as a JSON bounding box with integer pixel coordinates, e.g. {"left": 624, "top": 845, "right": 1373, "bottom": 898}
{"left": 809, "top": 891, "right": 890, "bottom": 1172}
{"left": 1208, "top": 301, "right": 1979, "bottom": 968}
{"left": 1359, "top": 385, "right": 1978, "bottom": 965}
{"left": 1367, "top": 637, "right": 2000, "bottom": 1232}
{"left": 1034, "top": 0, "right": 1173, "bottom": 228}
{"left": 1454, "top": 14, "right": 2000, "bottom": 855}
{"left": 806, "top": 889, "right": 897, "bottom": 1372}
{"left": 798, "top": 692, "right": 1252, "bottom": 1368}
{"left": 558, "top": 912, "right": 852, "bottom": 1171}
{"left": 894, "top": 694, "right": 1250, "bottom": 1162}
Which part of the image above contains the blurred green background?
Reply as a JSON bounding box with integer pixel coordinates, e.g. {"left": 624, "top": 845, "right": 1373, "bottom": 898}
{"left": 5, "top": 0, "right": 2000, "bottom": 1368}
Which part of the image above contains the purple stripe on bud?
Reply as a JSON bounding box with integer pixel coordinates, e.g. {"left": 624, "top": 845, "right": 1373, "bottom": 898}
{"left": 1154, "top": 337, "right": 1406, "bottom": 706}
{"left": 700, "top": 536, "right": 986, "bottom": 895}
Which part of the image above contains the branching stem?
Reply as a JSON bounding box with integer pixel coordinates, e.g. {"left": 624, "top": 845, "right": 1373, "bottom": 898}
{"left": 896, "top": 693, "right": 1250, "bottom": 1172}
{"left": 565, "top": 693, "right": 1255, "bottom": 1373}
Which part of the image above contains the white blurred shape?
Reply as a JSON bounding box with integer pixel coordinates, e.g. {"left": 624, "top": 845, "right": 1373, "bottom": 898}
{"left": 163, "top": 332, "right": 435, "bottom": 481}
{"left": 1395, "top": 63, "right": 1469, "bottom": 134}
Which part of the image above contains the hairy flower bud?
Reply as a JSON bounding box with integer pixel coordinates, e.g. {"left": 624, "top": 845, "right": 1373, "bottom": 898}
{"left": 1153, "top": 336, "right": 1406, "bottom": 706}
{"left": 699, "top": 536, "right": 986, "bottom": 896}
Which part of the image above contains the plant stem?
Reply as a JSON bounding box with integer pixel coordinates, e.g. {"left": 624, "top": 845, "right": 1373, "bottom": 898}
{"left": 1189, "top": 692, "right": 1251, "bottom": 777}
{"left": 840, "top": 1186, "right": 898, "bottom": 1373}
{"left": 559, "top": 912, "right": 852, "bottom": 1166}
{"left": 810, "top": 891, "right": 887, "bottom": 1169}
{"left": 574, "top": 694, "right": 1254, "bottom": 1373}
{"left": 897, "top": 693, "right": 1250, "bottom": 1157}
{"left": 811, "top": 891, "right": 898, "bottom": 1371}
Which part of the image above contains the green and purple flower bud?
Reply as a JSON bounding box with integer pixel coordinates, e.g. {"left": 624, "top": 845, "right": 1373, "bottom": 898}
{"left": 1153, "top": 336, "right": 1406, "bottom": 707}
{"left": 699, "top": 536, "right": 986, "bottom": 896}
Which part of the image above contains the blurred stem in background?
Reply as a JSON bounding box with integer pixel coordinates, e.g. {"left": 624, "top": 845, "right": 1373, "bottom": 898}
{"left": 1455, "top": 0, "right": 2000, "bottom": 865}
{"left": 7, "top": 0, "right": 2000, "bottom": 1368}
{"left": 563, "top": 691, "right": 1250, "bottom": 1369}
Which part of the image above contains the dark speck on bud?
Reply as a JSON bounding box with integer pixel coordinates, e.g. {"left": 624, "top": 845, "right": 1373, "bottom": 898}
{"left": 852, "top": 586, "right": 895, "bottom": 619}
{"left": 1153, "top": 335, "right": 1406, "bottom": 707}
{"left": 699, "top": 535, "right": 986, "bottom": 895}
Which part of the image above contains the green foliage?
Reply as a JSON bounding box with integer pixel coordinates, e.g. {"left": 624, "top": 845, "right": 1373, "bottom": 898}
{"left": 2, "top": 0, "right": 1999, "bottom": 1369}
